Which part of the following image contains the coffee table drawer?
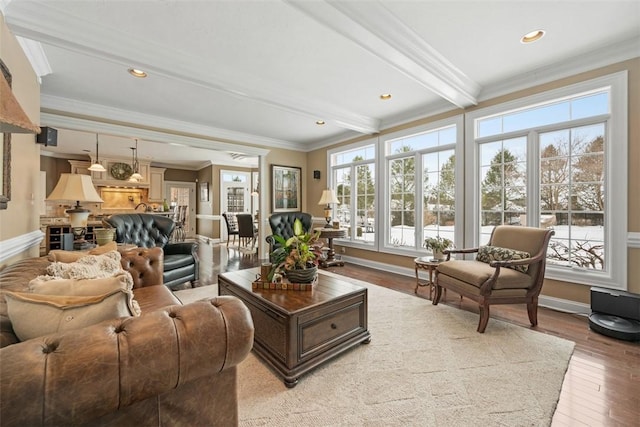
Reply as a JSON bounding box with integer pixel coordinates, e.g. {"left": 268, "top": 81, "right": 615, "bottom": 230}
{"left": 300, "top": 295, "right": 366, "bottom": 358}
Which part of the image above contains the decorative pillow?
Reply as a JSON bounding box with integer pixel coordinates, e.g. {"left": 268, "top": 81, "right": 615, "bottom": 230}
{"left": 44, "top": 251, "right": 122, "bottom": 280}
{"left": 476, "top": 245, "right": 530, "bottom": 273}
{"left": 4, "top": 289, "right": 137, "bottom": 341}
{"left": 47, "top": 241, "right": 118, "bottom": 263}
{"left": 28, "top": 273, "right": 141, "bottom": 316}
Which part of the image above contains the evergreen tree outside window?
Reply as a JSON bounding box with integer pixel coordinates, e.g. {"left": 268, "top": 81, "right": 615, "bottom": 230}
{"left": 386, "top": 122, "right": 458, "bottom": 251}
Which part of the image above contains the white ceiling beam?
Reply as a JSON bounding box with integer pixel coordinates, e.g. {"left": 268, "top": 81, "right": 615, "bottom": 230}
{"left": 286, "top": 0, "right": 480, "bottom": 108}
{"left": 41, "top": 94, "right": 301, "bottom": 151}
{"left": 5, "top": 1, "right": 380, "bottom": 135}
{"left": 40, "top": 112, "right": 269, "bottom": 158}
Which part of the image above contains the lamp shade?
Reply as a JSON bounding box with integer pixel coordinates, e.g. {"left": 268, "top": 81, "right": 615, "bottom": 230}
{"left": 0, "top": 70, "right": 40, "bottom": 134}
{"left": 47, "top": 174, "right": 104, "bottom": 204}
{"left": 318, "top": 189, "right": 339, "bottom": 205}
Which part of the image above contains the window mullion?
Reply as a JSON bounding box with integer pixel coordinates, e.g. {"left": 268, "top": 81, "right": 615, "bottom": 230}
{"left": 527, "top": 130, "right": 540, "bottom": 228}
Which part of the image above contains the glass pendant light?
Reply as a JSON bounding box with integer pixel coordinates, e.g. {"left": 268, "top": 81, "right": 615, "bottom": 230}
{"left": 130, "top": 138, "right": 143, "bottom": 181}
{"left": 88, "top": 134, "right": 106, "bottom": 172}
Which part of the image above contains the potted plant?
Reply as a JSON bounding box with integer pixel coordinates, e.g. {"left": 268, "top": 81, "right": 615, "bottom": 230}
{"left": 424, "top": 235, "right": 453, "bottom": 261}
{"left": 270, "top": 219, "right": 324, "bottom": 283}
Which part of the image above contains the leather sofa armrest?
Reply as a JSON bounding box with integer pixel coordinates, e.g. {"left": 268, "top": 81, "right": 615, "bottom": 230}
{"left": 0, "top": 296, "right": 254, "bottom": 426}
{"left": 164, "top": 242, "right": 198, "bottom": 256}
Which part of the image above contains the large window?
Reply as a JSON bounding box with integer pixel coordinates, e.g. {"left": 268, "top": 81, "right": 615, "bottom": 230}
{"left": 466, "top": 72, "right": 627, "bottom": 289}
{"left": 384, "top": 118, "right": 461, "bottom": 253}
{"left": 330, "top": 141, "right": 376, "bottom": 245}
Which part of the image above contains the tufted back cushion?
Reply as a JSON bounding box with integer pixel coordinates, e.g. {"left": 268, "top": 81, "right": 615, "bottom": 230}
{"left": 222, "top": 212, "right": 238, "bottom": 233}
{"left": 268, "top": 212, "right": 312, "bottom": 242}
{"left": 119, "top": 247, "right": 164, "bottom": 288}
{"left": 104, "top": 214, "right": 175, "bottom": 249}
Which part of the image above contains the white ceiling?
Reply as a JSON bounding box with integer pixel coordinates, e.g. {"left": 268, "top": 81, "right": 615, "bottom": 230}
{"left": 2, "top": 0, "right": 639, "bottom": 169}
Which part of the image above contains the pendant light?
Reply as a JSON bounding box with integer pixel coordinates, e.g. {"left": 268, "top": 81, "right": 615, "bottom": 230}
{"left": 88, "top": 134, "right": 106, "bottom": 172}
{"left": 128, "top": 147, "right": 139, "bottom": 182}
{"left": 130, "top": 139, "right": 143, "bottom": 181}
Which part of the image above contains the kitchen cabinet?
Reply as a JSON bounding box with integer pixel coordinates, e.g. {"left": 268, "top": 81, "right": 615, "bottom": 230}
{"left": 68, "top": 160, "right": 91, "bottom": 176}
{"left": 148, "top": 167, "right": 166, "bottom": 202}
{"left": 68, "top": 158, "right": 153, "bottom": 187}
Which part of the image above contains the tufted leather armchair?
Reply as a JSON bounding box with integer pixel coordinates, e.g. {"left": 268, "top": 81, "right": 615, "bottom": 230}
{"left": 265, "top": 212, "right": 313, "bottom": 254}
{"left": 104, "top": 213, "right": 199, "bottom": 290}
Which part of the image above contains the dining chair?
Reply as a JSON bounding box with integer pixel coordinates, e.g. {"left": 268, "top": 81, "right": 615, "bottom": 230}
{"left": 222, "top": 212, "right": 239, "bottom": 247}
{"left": 236, "top": 213, "right": 258, "bottom": 249}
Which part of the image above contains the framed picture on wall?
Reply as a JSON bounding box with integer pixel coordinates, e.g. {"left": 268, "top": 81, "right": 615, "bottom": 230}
{"left": 271, "top": 165, "right": 301, "bottom": 212}
{"left": 199, "top": 181, "right": 209, "bottom": 202}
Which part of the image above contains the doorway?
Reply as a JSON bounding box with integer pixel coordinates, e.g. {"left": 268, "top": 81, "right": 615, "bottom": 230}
{"left": 220, "top": 170, "right": 252, "bottom": 242}
{"left": 164, "top": 181, "right": 196, "bottom": 238}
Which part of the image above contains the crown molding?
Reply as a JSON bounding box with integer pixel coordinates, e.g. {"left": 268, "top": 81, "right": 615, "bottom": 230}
{"left": 286, "top": 0, "right": 480, "bottom": 109}
{"left": 15, "top": 36, "right": 51, "bottom": 82}
{"left": 5, "top": 1, "right": 379, "bottom": 135}
{"left": 479, "top": 36, "right": 640, "bottom": 102}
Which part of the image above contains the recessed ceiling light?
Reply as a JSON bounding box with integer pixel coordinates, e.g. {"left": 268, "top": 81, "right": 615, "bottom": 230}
{"left": 520, "top": 29, "right": 545, "bottom": 44}
{"left": 316, "top": 120, "right": 326, "bottom": 125}
{"left": 128, "top": 68, "right": 148, "bottom": 78}
{"left": 380, "top": 93, "right": 392, "bottom": 100}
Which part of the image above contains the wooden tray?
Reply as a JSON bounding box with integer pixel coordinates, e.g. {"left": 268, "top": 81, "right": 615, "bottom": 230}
{"left": 252, "top": 275, "right": 318, "bottom": 291}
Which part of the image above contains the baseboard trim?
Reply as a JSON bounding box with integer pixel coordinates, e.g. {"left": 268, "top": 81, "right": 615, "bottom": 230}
{"left": 0, "top": 230, "right": 45, "bottom": 264}
{"left": 196, "top": 235, "right": 221, "bottom": 245}
{"left": 341, "top": 254, "right": 592, "bottom": 315}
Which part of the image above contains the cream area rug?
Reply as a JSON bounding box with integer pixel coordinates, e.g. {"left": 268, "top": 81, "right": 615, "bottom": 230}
{"left": 174, "top": 273, "right": 575, "bottom": 426}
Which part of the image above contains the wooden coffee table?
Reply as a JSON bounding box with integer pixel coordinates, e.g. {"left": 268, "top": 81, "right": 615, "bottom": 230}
{"left": 218, "top": 268, "right": 370, "bottom": 388}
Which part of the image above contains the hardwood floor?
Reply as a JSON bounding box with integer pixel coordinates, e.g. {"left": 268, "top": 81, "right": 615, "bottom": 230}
{"left": 198, "top": 242, "right": 640, "bottom": 427}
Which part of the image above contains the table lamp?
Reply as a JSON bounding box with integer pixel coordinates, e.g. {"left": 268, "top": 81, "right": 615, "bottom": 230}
{"left": 47, "top": 173, "right": 103, "bottom": 249}
{"left": 318, "top": 189, "right": 339, "bottom": 228}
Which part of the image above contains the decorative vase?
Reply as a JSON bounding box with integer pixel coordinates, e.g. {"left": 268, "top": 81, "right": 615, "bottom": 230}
{"left": 94, "top": 228, "right": 115, "bottom": 246}
{"left": 285, "top": 266, "right": 318, "bottom": 283}
{"left": 433, "top": 250, "right": 446, "bottom": 261}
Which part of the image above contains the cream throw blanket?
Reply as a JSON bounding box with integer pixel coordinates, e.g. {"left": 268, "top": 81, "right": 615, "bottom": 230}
{"left": 33, "top": 251, "right": 141, "bottom": 315}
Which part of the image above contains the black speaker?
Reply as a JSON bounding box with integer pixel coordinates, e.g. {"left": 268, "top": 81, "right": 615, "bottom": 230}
{"left": 589, "top": 287, "right": 640, "bottom": 341}
{"left": 36, "top": 126, "right": 57, "bottom": 146}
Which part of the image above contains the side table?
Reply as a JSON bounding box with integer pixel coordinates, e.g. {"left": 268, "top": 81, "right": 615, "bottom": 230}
{"left": 315, "top": 227, "right": 347, "bottom": 267}
{"left": 414, "top": 256, "right": 445, "bottom": 300}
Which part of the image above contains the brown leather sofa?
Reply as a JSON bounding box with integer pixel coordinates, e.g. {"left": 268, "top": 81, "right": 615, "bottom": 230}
{"left": 0, "top": 248, "right": 254, "bottom": 426}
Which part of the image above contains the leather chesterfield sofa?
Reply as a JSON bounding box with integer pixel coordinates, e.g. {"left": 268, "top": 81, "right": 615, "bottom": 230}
{"left": 0, "top": 248, "right": 254, "bottom": 426}
{"left": 104, "top": 213, "right": 199, "bottom": 290}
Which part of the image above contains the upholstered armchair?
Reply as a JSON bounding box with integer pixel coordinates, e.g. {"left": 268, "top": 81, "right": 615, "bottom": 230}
{"left": 265, "top": 212, "right": 313, "bottom": 253}
{"left": 104, "top": 213, "right": 199, "bottom": 290}
{"left": 434, "top": 225, "right": 554, "bottom": 333}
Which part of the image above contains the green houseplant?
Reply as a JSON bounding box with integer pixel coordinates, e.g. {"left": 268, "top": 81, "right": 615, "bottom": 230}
{"left": 424, "top": 235, "right": 453, "bottom": 261}
{"left": 270, "top": 219, "right": 324, "bottom": 283}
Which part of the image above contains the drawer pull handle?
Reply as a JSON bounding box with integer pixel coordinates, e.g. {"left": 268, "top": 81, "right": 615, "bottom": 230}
{"left": 331, "top": 323, "right": 337, "bottom": 329}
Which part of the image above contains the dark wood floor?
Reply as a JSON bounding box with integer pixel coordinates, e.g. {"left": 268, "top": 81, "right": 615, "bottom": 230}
{"left": 198, "top": 242, "right": 640, "bottom": 427}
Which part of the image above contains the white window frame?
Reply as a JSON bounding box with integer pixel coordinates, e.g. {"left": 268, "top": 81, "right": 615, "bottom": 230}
{"left": 465, "top": 72, "right": 628, "bottom": 290}
{"left": 381, "top": 115, "right": 464, "bottom": 257}
{"left": 327, "top": 137, "right": 379, "bottom": 250}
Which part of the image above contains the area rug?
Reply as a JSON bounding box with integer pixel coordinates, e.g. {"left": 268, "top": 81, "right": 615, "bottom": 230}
{"left": 232, "top": 270, "right": 575, "bottom": 427}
